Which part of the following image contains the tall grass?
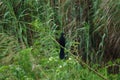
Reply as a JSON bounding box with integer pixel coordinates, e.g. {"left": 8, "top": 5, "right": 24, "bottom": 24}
{"left": 0, "top": 0, "right": 120, "bottom": 80}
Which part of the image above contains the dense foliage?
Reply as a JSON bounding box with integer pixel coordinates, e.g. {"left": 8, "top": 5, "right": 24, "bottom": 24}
{"left": 0, "top": 0, "right": 120, "bottom": 80}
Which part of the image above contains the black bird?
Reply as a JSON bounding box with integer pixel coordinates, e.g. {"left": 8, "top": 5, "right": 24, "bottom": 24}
{"left": 59, "top": 33, "right": 65, "bottom": 59}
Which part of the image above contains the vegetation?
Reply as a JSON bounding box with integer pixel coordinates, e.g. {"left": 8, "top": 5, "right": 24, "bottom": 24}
{"left": 0, "top": 0, "right": 120, "bottom": 80}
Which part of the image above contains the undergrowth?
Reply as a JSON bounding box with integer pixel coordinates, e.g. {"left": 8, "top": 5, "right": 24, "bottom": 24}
{"left": 0, "top": 0, "right": 120, "bottom": 80}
